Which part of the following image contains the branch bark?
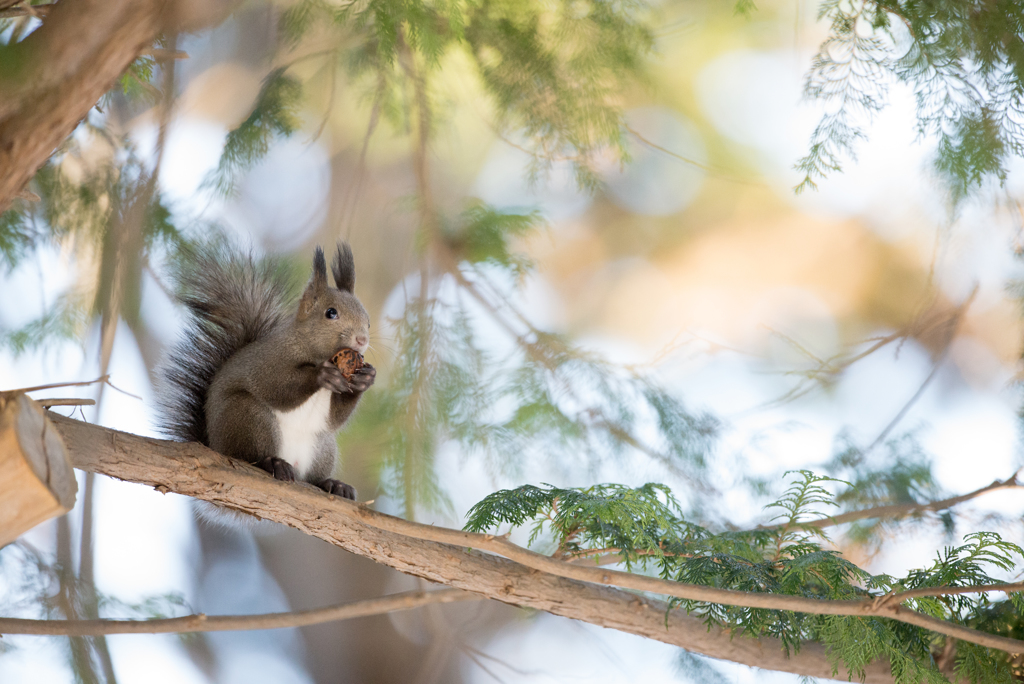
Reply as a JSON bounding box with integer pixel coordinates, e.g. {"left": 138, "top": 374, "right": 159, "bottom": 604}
{"left": 0, "top": 394, "right": 76, "bottom": 546}
{"left": 0, "top": 0, "right": 228, "bottom": 212}
{"left": 0, "top": 589, "right": 479, "bottom": 636}
{"left": 43, "top": 413, "right": 902, "bottom": 683}
{"left": 37, "top": 414, "right": 1024, "bottom": 680}
{"left": 0, "top": 0, "right": 170, "bottom": 211}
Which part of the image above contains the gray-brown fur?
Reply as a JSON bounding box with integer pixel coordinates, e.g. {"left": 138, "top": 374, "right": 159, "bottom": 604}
{"left": 158, "top": 242, "right": 373, "bottom": 502}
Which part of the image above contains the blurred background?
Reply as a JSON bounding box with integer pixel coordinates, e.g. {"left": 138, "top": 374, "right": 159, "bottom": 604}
{"left": 2, "top": 0, "right": 1024, "bottom": 682}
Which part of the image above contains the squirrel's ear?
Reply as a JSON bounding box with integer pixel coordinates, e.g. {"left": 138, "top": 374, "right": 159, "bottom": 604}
{"left": 300, "top": 246, "right": 329, "bottom": 315}
{"left": 332, "top": 242, "right": 355, "bottom": 293}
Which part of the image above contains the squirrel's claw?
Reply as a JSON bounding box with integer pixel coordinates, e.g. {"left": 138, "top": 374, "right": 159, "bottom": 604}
{"left": 256, "top": 456, "right": 295, "bottom": 482}
{"left": 318, "top": 478, "right": 357, "bottom": 500}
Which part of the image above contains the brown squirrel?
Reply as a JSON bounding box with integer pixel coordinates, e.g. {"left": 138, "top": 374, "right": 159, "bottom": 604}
{"left": 158, "top": 242, "right": 374, "bottom": 502}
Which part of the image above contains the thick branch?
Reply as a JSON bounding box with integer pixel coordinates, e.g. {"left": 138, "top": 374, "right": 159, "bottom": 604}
{"left": 0, "top": 0, "right": 224, "bottom": 212}
{"left": 45, "top": 414, "right": 1024, "bottom": 677}
{"left": 0, "top": 0, "right": 170, "bottom": 211}
{"left": 48, "top": 414, "right": 897, "bottom": 682}
{"left": 0, "top": 589, "right": 478, "bottom": 636}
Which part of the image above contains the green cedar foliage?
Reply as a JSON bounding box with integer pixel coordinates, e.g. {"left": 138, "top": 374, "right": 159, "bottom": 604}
{"left": 825, "top": 431, "right": 947, "bottom": 545}
{"left": 797, "top": 0, "right": 1024, "bottom": 200}
{"left": 465, "top": 471, "right": 1024, "bottom": 683}
{"left": 252, "top": 0, "right": 1024, "bottom": 200}
{"left": 442, "top": 202, "right": 539, "bottom": 279}
{"left": 112, "top": 55, "right": 158, "bottom": 106}
{"left": 463, "top": 0, "right": 652, "bottom": 189}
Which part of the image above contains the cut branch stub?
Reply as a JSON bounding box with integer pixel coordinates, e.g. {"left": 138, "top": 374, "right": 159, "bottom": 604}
{"left": 0, "top": 394, "right": 77, "bottom": 547}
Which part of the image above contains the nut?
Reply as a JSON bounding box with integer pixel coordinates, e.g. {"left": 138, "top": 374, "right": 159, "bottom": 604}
{"left": 331, "top": 348, "right": 365, "bottom": 379}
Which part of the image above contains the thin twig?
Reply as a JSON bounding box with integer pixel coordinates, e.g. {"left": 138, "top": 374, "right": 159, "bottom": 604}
{"left": 143, "top": 48, "right": 188, "bottom": 60}
{"left": 783, "top": 471, "right": 1023, "bottom": 531}
{"left": 624, "top": 126, "right": 717, "bottom": 173}
{"left": 36, "top": 398, "right": 96, "bottom": 407}
{"left": 0, "top": 2, "right": 53, "bottom": 19}
{"left": 54, "top": 517, "right": 99, "bottom": 683}
{"left": 340, "top": 69, "right": 385, "bottom": 240}
{"left": 142, "top": 261, "right": 175, "bottom": 300}
{"left": 0, "top": 589, "right": 479, "bottom": 636}
{"left": 397, "top": 26, "right": 438, "bottom": 236}
{"left": 764, "top": 288, "right": 973, "bottom": 410}
{"left": 307, "top": 56, "right": 338, "bottom": 143}
{"left": 566, "top": 547, "right": 694, "bottom": 562}
{"left": 890, "top": 582, "right": 1024, "bottom": 603}
{"left": 2, "top": 375, "right": 141, "bottom": 400}
{"left": 860, "top": 288, "right": 976, "bottom": 457}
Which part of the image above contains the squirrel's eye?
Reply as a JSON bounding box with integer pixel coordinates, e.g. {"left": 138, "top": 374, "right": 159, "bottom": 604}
{"left": 325, "top": 308, "right": 338, "bottom": 320}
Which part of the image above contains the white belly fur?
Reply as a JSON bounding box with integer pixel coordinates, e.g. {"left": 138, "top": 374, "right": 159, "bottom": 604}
{"left": 273, "top": 389, "right": 332, "bottom": 478}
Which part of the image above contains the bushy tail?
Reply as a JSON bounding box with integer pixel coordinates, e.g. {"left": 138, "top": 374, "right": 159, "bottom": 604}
{"left": 158, "top": 245, "right": 291, "bottom": 445}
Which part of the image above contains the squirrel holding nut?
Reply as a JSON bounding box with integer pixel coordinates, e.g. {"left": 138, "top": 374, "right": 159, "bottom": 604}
{"left": 158, "top": 242, "right": 374, "bottom": 502}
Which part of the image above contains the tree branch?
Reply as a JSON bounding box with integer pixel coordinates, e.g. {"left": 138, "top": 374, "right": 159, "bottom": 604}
{"left": 0, "top": 589, "right": 479, "bottom": 636}
{"left": 888, "top": 582, "right": 1024, "bottom": 603}
{"left": 793, "top": 472, "right": 1022, "bottom": 531}
{"left": 0, "top": 0, "right": 168, "bottom": 211}
{"left": 0, "top": 3, "right": 54, "bottom": 19}
{"left": 0, "top": 0, "right": 225, "bottom": 212}
{"left": 41, "top": 413, "right": 1024, "bottom": 679}
{"left": 46, "top": 413, "right": 899, "bottom": 682}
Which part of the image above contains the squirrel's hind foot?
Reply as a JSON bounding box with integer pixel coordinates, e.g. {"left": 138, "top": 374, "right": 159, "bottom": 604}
{"left": 256, "top": 456, "right": 296, "bottom": 482}
{"left": 318, "top": 478, "right": 357, "bottom": 500}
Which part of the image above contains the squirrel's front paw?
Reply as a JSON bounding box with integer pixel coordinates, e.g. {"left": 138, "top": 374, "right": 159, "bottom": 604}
{"left": 347, "top": 363, "right": 375, "bottom": 393}
{"left": 317, "top": 360, "right": 352, "bottom": 393}
{"left": 318, "top": 478, "right": 356, "bottom": 500}
{"left": 256, "top": 456, "right": 295, "bottom": 482}
{"left": 317, "top": 360, "right": 375, "bottom": 394}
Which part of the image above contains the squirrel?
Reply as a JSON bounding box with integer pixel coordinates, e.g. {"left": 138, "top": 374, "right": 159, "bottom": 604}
{"left": 158, "top": 241, "right": 375, "bottom": 504}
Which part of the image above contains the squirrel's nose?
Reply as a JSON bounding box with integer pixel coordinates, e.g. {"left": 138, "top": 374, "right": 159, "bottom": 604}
{"left": 355, "top": 334, "right": 369, "bottom": 350}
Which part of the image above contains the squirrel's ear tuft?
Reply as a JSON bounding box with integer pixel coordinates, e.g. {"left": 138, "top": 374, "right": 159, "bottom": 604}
{"left": 311, "top": 246, "right": 328, "bottom": 291}
{"left": 332, "top": 242, "right": 355, "bottom": 293}
{"left": 300, "top": 246, "right": 329, "bottom": 316}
